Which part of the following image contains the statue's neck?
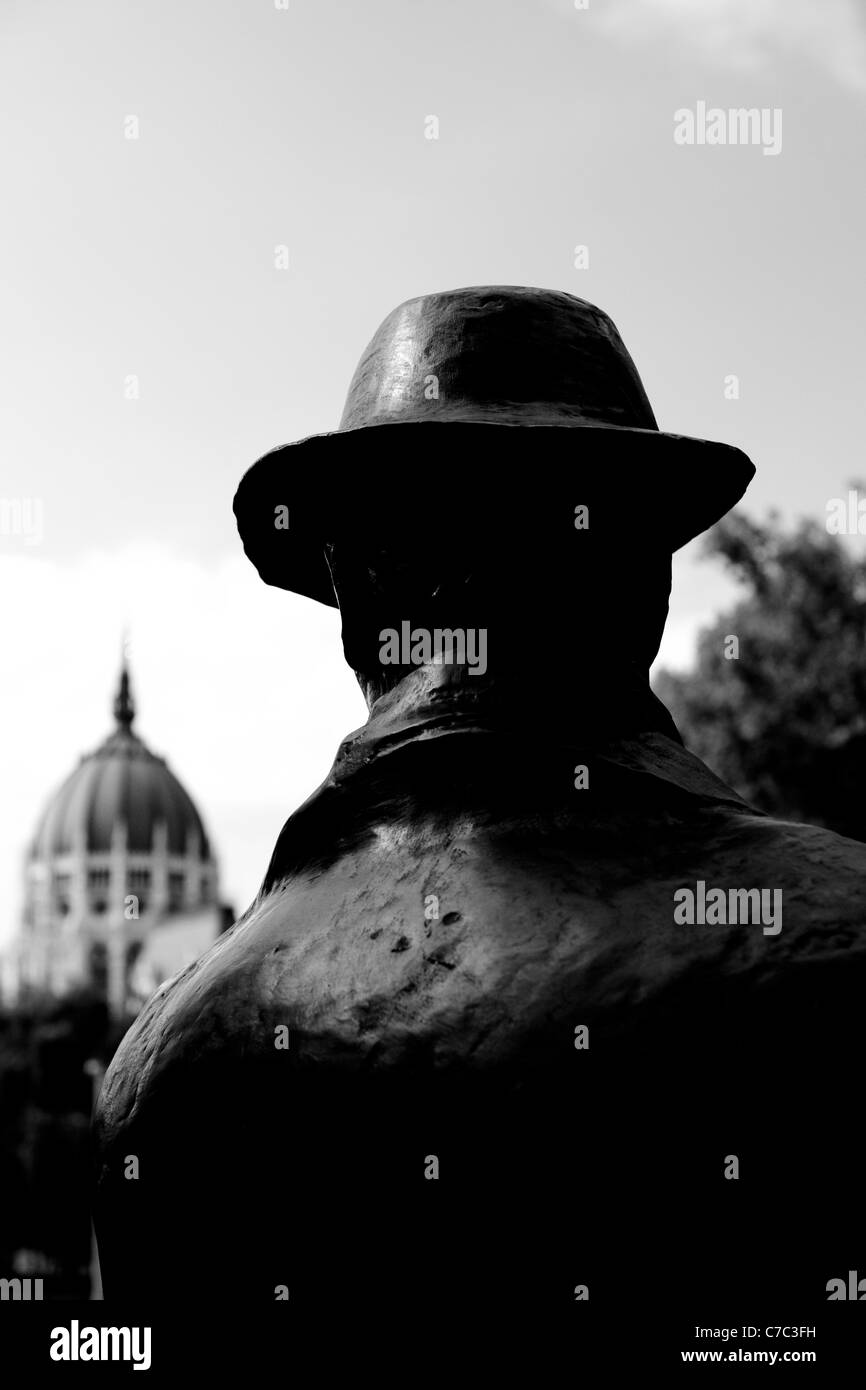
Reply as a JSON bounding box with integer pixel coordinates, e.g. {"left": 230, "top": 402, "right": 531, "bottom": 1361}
{"left": 358, "top": 654, "right": 679, "bottom": 746}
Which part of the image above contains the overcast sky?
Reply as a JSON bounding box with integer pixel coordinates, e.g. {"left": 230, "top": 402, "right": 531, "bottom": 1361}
{"left": 2, "top": 0, "right": 865, "bottom": 946}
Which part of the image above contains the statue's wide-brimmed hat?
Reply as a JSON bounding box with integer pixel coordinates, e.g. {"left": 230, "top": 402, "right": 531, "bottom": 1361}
{"left": 233, "top": 286, "right": 755, "bottom": 607}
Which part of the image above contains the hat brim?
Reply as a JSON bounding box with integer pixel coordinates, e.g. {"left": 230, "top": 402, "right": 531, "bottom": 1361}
{"left": 233, "top": 421, "right": 755, "bottom": 608}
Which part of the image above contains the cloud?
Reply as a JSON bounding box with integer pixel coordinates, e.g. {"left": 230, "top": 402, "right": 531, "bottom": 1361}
{"left": 0, "top": 539, "right": 741, "bottom": 971}
{"left": 0, "top": 546, "right": 365, "bottom": 951}
{"left": 577, "top": 0, "right": 866, "bottom": 93}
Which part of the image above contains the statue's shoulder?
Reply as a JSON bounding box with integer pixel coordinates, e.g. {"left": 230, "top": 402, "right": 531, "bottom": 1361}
{"left": 95, "top": 889, "right": 307, "bottom": 1141}
{"left": 720, "top": 811, "right": 866, "bottom": 890}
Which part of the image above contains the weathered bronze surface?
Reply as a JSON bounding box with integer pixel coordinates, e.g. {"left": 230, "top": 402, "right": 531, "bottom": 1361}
{"left": 95, "top": 290, "right": 866, "bottom": 1312}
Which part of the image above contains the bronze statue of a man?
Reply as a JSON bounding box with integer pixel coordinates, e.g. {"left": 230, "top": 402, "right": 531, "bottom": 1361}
{"left": 94, "top": 289, "right": 866, "bottom": 1312}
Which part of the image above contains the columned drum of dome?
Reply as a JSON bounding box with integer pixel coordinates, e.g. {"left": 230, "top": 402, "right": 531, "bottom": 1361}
{"left": 8, "top": 662, "right": 229, "bottom": 1018}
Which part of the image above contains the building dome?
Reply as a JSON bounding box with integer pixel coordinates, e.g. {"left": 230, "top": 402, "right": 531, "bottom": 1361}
{"left": 7, "top": 660, "right": 227, "bottom": 1018}
{"left": 30, "top": 668, "right": 210, "bottom": 860}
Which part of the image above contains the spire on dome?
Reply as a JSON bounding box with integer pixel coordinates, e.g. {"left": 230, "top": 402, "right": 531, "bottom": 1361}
{"left": 114, "top": 656, "right": 135, "bottom": 730}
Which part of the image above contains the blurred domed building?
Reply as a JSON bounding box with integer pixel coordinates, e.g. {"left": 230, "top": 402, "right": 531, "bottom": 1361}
{"left": 5, "top": 663, "right": 232, "bottom": 1018}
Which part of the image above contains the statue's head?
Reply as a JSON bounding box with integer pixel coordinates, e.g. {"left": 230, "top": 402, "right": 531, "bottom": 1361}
{"left": 234, "top": 287, "right": 754, "bottom": 704}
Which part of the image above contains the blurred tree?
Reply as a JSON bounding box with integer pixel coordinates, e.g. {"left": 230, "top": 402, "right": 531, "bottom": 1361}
{"left": 654, "top": 507, "right": 866, "bottom": 843}
{"left": 0, "top": 990, "right": 116, "bottom": 1295}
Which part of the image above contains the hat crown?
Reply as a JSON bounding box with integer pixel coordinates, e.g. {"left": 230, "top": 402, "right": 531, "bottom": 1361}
{"left": 339, "top": 285, "right": 659, "bottom": 433}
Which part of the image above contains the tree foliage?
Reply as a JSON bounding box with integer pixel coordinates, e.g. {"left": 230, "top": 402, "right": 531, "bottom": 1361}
{"left": 654, "top": 509, "right": 866, "bottom": 841}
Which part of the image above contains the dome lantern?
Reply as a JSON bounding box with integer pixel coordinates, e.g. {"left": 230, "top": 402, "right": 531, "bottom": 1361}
{"left": 113, "top": 663, "right": 135, "bottom": 731}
